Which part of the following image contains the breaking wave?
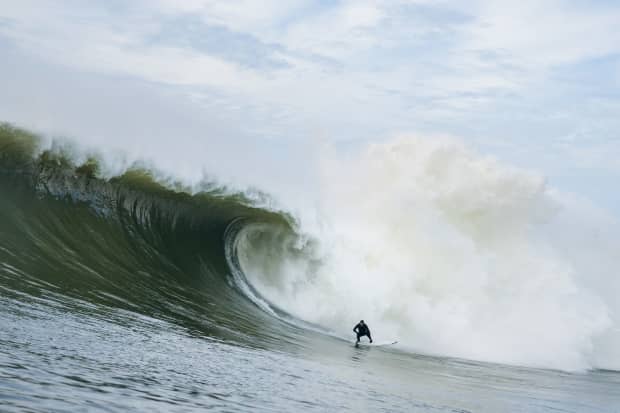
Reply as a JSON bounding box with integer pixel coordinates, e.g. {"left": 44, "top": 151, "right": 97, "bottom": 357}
{"left": 1, "top": 124, "right": 619, "bottom": 371}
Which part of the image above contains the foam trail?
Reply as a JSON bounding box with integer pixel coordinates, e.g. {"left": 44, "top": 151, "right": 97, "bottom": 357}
{"left": 237, "top": 134, "right": 618, "bottom": 371}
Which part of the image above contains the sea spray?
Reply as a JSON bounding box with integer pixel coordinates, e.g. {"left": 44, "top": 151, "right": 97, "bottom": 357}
{"left": 237, "top": 134, "right": 617, "bottom": 371}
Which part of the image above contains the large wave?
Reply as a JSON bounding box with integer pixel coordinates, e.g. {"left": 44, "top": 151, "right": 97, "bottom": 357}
{"left": 1, "top": 124, "right": 619, "bottom": 371}
{"left": 0, "top": 123, "right": 298, "bottom": 347}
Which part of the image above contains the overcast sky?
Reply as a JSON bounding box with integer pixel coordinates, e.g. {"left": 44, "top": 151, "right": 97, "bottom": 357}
{"left": 1, "top": 0, "right": 619, "bottom": 211}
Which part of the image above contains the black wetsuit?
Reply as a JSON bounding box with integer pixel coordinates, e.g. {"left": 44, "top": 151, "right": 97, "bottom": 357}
{"left": 353, "top": 322, "right": 372, "bottom": 343}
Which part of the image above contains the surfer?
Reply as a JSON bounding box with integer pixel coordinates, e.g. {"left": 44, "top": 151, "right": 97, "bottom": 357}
{"left": 353, "top": 320, "right": 372, "bottom": 344}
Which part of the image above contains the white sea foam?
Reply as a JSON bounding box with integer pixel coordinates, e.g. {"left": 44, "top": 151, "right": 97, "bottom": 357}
{"left": 237, "top": 134, "right": 620, "bottom": 371}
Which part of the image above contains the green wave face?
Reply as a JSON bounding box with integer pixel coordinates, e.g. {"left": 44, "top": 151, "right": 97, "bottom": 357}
{"left": 0, "top": 124, "right": 302, "bottom": 348}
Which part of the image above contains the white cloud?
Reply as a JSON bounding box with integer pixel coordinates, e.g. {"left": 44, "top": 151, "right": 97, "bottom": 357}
{"left": 278, "top": 1, "right": 385, "bottom": 58}
{"left": 149, "top": 0, "right": 310, "bottom": 35}
{"left": 466, "top": 0, "right": 620, "bottom": 68}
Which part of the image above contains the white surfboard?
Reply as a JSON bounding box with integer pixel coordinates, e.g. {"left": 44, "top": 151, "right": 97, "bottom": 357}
{"left": 355, "top": 340, "right": 398, "bottom": 347}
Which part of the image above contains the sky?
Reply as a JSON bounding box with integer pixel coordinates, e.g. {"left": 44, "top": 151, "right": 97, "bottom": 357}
{"left": 0, "top": 0, "right": 619, "bottom": 212}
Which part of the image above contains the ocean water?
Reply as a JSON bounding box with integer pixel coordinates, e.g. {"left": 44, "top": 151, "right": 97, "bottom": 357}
{"left": 1, "top": 124, "right": 619, "bottom": 412}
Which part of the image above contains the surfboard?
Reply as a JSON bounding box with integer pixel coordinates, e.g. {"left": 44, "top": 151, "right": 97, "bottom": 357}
{"left": 355, "top": 340, "right": 398, "bottom": 347}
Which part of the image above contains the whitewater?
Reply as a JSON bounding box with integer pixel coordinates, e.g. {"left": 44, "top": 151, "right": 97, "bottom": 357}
{"left": 1, "top": 123, "right": 620, "bottom": 412}
{"left": 235, "top": 133, "right": 620, "bottom": 371}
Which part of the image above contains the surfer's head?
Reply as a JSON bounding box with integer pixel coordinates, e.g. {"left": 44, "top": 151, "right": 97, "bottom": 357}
{"left": 360, "top": 320, "right": 364, "bottom": 324}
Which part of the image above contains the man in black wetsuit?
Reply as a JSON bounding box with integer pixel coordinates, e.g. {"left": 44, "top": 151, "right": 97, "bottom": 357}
{"left": 353, "top": 320, "right": 372, "bottom": 344}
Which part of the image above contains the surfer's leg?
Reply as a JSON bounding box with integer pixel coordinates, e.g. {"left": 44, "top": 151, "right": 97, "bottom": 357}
{"left": 356, "top": 333, "right": 361, "bottom": 343}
